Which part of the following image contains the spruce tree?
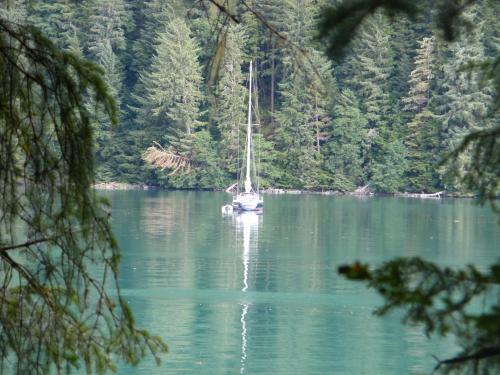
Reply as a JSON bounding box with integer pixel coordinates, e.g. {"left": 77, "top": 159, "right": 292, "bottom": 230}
{"left": 438, "top": 9, "right": 493, "bottom": 191}
{"left": 351, "top": 13, "right": 393, "bottom": 129}
{"left": 345, "top": 13, "right": 396, "bottom": 188}
{"left": 137, "top": 17, "right": 214, "bottom": 188}
{"left": 85, "top": 0, "right": 130, "bottom": 180}
{"left": 213, "top": 25, "right": 248, "bottom": 178}
{"left": 87, "top": 0, "right": 127, "bottom": 104}
{"left": 402, "top": 37, "right": 440, "bottom": 191}
{"left": 248, "top": 0, "right": 289, "bottom": 126}
{"left": 137, "top": 17, "right": 203, "bottom": 137}
{"left": 130, "top": 0, "right": 185, "bottom": 81}
{"left": 272, "top": 0, "right": 335, "bottom": 189}
{"left": 0, "top": 0, "right": 27, "bottom": 23}
{"left": 326, "top": 89, "right": 368, "bottom": 190}
{"left": 274, "top": 72, "right": 320, "bottom": 188}
{"left": 274, "top": 55, "right": 334, "bottom": 189}
{"left": 27, "top": 0, "right": 79, "bottom": 51}
{"left": 370, "top": 140, "right": 408, "bottom": 193}
{"left": 403, "top": 37, "right": 433, "bottom": 112}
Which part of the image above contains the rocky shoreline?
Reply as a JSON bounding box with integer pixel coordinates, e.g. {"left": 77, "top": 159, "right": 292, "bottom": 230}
{"left": 260, "top": 188, "right": 344, "bottom": 195}
{"left": 93, "top": 182, "right": 158, "bottom": 190}
{"left": 93, "top": 183, "right": 345, "bottom": 194}
{"left": 92, "top": 182, "right": 479, "bottom": 199}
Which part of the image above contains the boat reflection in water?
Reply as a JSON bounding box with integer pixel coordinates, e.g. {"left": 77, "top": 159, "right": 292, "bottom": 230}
{"left": 233, "top": 211, "right": 262, "bottom": 374}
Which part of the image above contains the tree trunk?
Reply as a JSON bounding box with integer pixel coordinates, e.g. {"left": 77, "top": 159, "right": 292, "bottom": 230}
{"left": 270, "top": 37, "right": 275, "bottom": 127}
{"left": 315, "top": 99, "right": 320, "bottom": 153}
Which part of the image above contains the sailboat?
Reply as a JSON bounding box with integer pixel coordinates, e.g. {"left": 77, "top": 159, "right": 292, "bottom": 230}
{"left": 231, "top": 61, "right": 263, "bottom": 212}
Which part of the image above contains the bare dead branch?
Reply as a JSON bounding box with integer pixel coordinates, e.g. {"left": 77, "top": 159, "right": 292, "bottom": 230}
{"left": 205, "top": 0, "right": 240, "bottom": 24}
{"left": 142, "top": 145, "right": 192, "bottom": 172}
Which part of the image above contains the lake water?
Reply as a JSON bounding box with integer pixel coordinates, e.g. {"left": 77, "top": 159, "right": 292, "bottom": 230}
{"left": 104, "top": 191, "right": 499, "bottom": 374}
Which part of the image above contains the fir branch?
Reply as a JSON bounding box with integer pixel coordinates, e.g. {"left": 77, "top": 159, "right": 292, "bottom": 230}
{"left": 0, "top": 238, "right": 54, "bottom": 253}
{"left": 434, "top": 346, "right": 500, "bottom": 372}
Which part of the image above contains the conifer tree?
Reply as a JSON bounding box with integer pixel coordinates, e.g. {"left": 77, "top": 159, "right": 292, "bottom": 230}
{"left": 137, "top": 17, "right": 212, "bottom": 187}
{"left": 308, "top": 50, "right": 335, "bottom": 154}
{"left": 93, "top": 39, "right": 124, "bottom": 181}
{"left": 274, "top": 73, "right": 320, "bottom": 188}
{"left": 271, "top": 0, "right": 335, "bottom": 189}
{"left": 137, "top": 17, "right": 203, "bottom": 137}
{"left": 88, "top": 0, "right": 127, "bottom": 53}
{"left": 402, "top": 37, "right": 440, "bottom": 191}
{"left": 370, "top": 140, "right": 408, "bottom": 193}
{"left": 345, "top": 13, "right": 396, "bottom": 188}
{"left": 477, "top": 0, "right": 500, "bottom": 57}
{"left": 213, "top": 25, "right": 248, "bottom": 177}
{"left": 248, "top": 0, "right": 290, "bottom": 125}
{"left": 0, "top": 0, "right": 27, "bottom": 23}
{"left": 85, "top": 0, "right": 130, "bottom": 180}
{"left": 387, "top": 15, "right": 430, "bottom": 109}
{"left": 351, "top": 13, "right": 393, "bottom": 129}
{"left": 28, "top": 0, "right": 79, "bottom": 51}
{"left": 130, "top": 0, "right": 185, "bottom": 80}
{"left": 403, "top": 109, "right": 440, "bottom": 191}
{"left": 162, "top": 129, "right": 227, "bottom": 189}
{"left": 88, "top": 0, "right": 127, "bottom": 104}
{"left": 274, "top": 56, "right": 334, "bottom": 189}
{"left": 326, "top": 89, "right": 368, "bottom": 190}
{"left": 438, "top": 10, "right": 493, "bottom": 191}
{"left": 403, "top": 37, "right": 433, "bottom": 112}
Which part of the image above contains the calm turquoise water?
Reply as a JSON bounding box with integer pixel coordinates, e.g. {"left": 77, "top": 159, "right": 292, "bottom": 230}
{"left": 104, "top": 191, "right": 499, "bottom": 374}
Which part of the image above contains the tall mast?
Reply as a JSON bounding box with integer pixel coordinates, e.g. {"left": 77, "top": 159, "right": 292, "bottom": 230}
{"left": 244, "top": 61, "right": 253, "bottom": 194}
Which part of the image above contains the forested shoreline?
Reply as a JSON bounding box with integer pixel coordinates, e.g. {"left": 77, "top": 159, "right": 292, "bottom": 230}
{"left": 3, "top": 0, "right": 498, "bottom": 194}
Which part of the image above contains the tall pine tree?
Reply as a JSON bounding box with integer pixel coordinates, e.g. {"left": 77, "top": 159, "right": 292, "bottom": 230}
{"left": 437, "top": 9, "right": 493, "bottom": 191}
{"left": 213, "top": 25, "right": 248, "bottom": 178}
{"left": 326, "top": 89, "right": 368, "bottom": 190}
{"left": 402, "top": 37, "right": 440, "bottom": 191}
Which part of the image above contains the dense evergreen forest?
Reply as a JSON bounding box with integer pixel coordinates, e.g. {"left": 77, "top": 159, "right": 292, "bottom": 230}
{"left": 2, "top": 0, "right": 498, "bottom": 193}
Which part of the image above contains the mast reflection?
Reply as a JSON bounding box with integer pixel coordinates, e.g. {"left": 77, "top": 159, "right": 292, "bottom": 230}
{"left": 233, "top": 211, "right": 262, "bottom": 374}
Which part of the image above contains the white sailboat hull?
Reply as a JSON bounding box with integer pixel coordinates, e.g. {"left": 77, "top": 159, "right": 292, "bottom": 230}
{"left": 232, "top": 193, "right": 263, "bottom": 211}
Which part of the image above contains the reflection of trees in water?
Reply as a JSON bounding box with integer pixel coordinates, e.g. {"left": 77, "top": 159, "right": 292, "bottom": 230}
{"left": 109, "top": 193, "right": 492, "bottom": 373}
{"left": 140, "top": 195, "right": 183, "bottom": 237}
